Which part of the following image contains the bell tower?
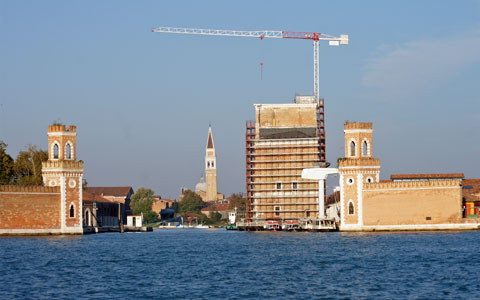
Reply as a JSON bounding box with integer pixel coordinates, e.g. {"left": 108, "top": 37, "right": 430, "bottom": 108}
{"left": 42, "top": 124, "right": 83, "bottom": 234}
{"left": 205, "top": 126, "right": 218, "bottom": 202}
{"left": 338, "top": 122, "right": 380, "bottom": 230}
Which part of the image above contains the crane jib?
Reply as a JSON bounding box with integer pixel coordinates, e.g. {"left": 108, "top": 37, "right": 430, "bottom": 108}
{"left": 152, "top": 26, "right": 348, "bottom": 101}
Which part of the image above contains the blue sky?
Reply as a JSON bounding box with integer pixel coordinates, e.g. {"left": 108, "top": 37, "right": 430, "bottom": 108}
{"left": 1, "top": 0, "right": 479, "bottom": 199}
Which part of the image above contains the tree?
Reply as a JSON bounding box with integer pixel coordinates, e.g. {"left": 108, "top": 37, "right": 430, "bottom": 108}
{"left": 228, "top": 193, "right": 246, "bottom": 211}
{"left": 13, "top": 145, "right": 48, "bottom": 186}
{"left": 0, "top": 141, "right": 14, "bottom": 185}
{"left": 210, "top": 211, "right": 222, "bottom": 223}
{"left": 179, "top": 189, "right": 204, "bottom": 214}
{"left": 130, "top": 187, "right": 158, "bottom": 223}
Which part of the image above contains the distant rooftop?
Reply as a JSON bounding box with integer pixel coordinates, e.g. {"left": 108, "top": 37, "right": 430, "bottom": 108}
{"left": 85, "top": 186, "right": 133, "bottom": 197}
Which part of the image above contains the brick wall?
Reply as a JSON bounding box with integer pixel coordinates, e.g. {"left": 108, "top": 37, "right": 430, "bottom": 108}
{"left": 363, "top": 180, "right": 462, "bottom": 226}
{"left": 0, "top": 186, "right": 61, "bottom": 229}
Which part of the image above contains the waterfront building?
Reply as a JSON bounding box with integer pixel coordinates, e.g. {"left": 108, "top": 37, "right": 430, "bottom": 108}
{"left": 82, "top": 191, "right": 122, "bottom": 229}
{"left": 85, "top": 186, "right": 134, "bottom": 223}
{"left": 200, "top": 202, "right": 232, "bottom": 219}
{"left": 0, "top": 124, "right": 124, "bottom": 235}
{"left": 245, "top": 95, "right": 326, "bottom": 225}
{"left": 462, "top": 179, "right": 480, "bottom": 217}
{"left": 337, "top": 122, "right": 480, "bottom": 231}
{"left": 127, "top": 215, "right": 143, "bottom": 227}
{"left": 0, "top": 125, "right": 84, "bottom": 235}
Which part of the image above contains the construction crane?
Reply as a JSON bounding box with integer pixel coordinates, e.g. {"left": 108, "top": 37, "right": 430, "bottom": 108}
{"left": 152, "top": 26, "right": 348, "bottom": 101}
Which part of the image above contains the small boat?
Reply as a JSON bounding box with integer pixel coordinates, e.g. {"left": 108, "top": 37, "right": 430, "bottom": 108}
{"left": 194, "top": 224, "right": 210, "bottom": 229}
{"left": 226, "top": 224, "right": 238, "bottom": 230}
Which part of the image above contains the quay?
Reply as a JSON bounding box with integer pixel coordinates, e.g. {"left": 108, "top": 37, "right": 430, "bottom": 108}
{"left": 236, "top": 219, "right": 337, "bottom": 232}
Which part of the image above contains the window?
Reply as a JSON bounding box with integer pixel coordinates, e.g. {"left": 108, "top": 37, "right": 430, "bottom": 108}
{"left": 348, "top": 201, "right": 355, "bottom": 216}
{"left": 53, "top": 144, "right": 59, "bottom": 159}
{"left": 350, "top": 141, "right": 356, "bottom": 157}
{"left": 207, "top": 162, "right": 210, "bottom": 167}
{"left": 292, "top": 182, "right": 298, "bottom": 191}
{"left": 212, "top": 161, "right": 214, "bottom": 167}
{"left": 276, "top": 183, "right": 282, "bottom": 191}
{"left": 69, "top": 204, "right": 75, "bottom": 218}
{"left": 362, "top": 140, "right": 368, "bottom": 156}
{"left": 274, "top": 206, "right": 280, "bottom": 217}
{"left": 66, "top": 144, "right": 71, "bottom": 159}
{"left": 85, "top": 209, "right": 91, "bottom": 226}
{"left": 366, "top": 176, "right": 374, "bottom": 183}
{"left": 347, "top": 177, "right": 354, "bottom": 185}
{"left": 306, "top": 211, "right": 311, "bottom": 217}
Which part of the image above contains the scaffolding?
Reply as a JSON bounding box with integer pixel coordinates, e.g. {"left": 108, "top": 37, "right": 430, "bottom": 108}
{"left": 245, "top": 99, "right": 326, "bottom": 227}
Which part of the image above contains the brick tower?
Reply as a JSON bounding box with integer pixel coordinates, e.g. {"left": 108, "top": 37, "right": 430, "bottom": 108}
{"left": 205, "top": 126, "right": 218, "bottom": 202}
{"left": 338, "top": 122, "right": 380, "bottom": 230}
{"left": 42, "top": 125, "right": 84, "bottom": 234}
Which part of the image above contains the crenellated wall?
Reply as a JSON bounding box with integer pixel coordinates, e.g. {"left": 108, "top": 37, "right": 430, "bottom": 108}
{"left": 363, "top": 179, "right": 461, "bottom": 190}
{"left": 344, "top": 122, "right": 372, "bottom": 130}
{"left": 0, "top": 185, "right": 59, "bottom": 193}
{"left": 339, "top": 157, "right": 380, "bottom": 167}
{"left": 337, "top": 121, "right": 480, "bottom": 231}
{"left": 362, "top": 179, "right": 463, "bottom": 226}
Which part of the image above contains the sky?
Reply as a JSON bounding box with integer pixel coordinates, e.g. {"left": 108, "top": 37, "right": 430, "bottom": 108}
{"left": 1, "top": 0, "right": 479, "bottom": 199}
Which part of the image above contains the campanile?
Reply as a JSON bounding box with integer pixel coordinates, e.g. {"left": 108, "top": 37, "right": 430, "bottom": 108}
{"left": 205, "top": 126, "right": 218, "bottom": 202}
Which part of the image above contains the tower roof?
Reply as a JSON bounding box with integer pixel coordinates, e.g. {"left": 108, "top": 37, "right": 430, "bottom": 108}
{"left": 207, "top": 126, "right": 214, "bottom": 149}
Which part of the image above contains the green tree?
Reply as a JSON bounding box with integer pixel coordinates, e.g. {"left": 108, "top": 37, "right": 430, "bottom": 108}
{"left": 13, "top": 145, "right": 48, "bottom": 186}
{"left": 179, "top": 189, "right": 204, "bottom": 214}
{"left": 130, "top": 187, "right": 159, "bottom": 223}
{"left": 228, "top": 193, "right": 246, "bottom": 211}
{"left": 210, "top": 211, "right": 222, "bottom": 223}
{"left": 0, "top": 141, "right": 14, "bottom": 185}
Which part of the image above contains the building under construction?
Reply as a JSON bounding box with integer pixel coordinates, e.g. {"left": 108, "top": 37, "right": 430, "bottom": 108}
{"left": 245, "top": 95, "right": 326, "bottom": 230}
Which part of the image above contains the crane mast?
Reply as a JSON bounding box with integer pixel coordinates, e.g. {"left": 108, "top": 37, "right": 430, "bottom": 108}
{"left": 152, "top": 26, "right": 348, "bottom": 101}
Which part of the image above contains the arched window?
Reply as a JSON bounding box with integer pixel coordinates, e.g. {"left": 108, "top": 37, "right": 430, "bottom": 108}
{"left": 85, "top": 209, "right": 90, "bottom": 226}
{"left": 212, "top": 161, "right": 214, "bottom": 167}
{"left": 69, "top": 204, "right": 75, "bottom": 218}
{"left": 53, "top": 144, "right": 59, "bottom": 159}
{"left": 362, "top": 140, "right": 368, "bottom": 156}
{"left": 66, "top": 144, "right": 71, "bottom": 159}
{"left": 348, "top": 201, "right": 355, "bottom": 216}
{"left": 350, "top": 141, "right": 356, "bottom": 157}
{"left": 207, "top": 162, "right": 210, "bottom": 168}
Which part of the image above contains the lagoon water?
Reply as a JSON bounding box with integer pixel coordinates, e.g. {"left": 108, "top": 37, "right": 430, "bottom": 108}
{"left": 1, "top": 229, "right": 480, "bottom": 299}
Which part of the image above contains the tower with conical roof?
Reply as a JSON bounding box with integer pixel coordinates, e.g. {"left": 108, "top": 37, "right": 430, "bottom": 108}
{"left": 205, "top": 126, "right": 218, "bottom": 202}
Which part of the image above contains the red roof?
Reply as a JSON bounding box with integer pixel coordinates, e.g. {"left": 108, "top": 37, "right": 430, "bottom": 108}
{"left": 185, "top": 213, "right": 200, "bottom": 218}
{"left": 83, "top": 191, "right": 115, "bottom": 203}
{"left": 463, "top": 179, "right": 480, "bottom": 202}
{"left": 391, "top": 173, "right": 464, "bottom": 180}
{"left": 85, "top": 186, "right": 133, "bottom": 197}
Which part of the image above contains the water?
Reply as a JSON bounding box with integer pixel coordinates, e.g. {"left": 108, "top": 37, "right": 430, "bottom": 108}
{"left": 1, "top": 230, "right": 480, "bottom": 299}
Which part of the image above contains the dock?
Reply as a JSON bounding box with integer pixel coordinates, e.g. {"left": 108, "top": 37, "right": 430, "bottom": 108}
{"left": 236, "top": 219, "right": 337, "bottom": 232}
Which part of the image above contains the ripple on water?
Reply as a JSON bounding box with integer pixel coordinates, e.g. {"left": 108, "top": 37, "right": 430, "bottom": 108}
{"left": 1, "top": 230, "right": 480, "bottom": 299}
